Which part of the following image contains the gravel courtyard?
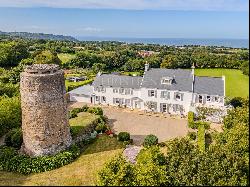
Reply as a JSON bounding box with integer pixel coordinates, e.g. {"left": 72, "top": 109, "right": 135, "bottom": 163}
{"left": 69, "top": 102, "right": 189, "bottom": 145}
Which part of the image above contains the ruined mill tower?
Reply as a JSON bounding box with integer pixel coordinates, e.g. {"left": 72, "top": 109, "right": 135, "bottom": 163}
{"left": 20, "top": 64, "right": 72, "bottom": 156}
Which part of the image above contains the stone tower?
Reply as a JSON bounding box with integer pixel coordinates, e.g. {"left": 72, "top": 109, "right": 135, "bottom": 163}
{"left": 20, "top": 64, "right": 72, "bottom": 156}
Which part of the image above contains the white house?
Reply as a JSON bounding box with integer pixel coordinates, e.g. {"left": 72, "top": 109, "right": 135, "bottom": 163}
{"left": 69, "top": 64, "right": 225, "bottom": 116}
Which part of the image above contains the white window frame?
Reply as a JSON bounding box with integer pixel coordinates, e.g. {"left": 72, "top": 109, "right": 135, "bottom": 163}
{"left": 149, "top": 90, "right": 156, "bottom": 97}
{"left": 96, "top": 96, "right": 100, "bottom": 101}
{"left": 101, "top": 96, "right": 106, "bottom": 103}
{"left": 214, "top": 96, "right": 219, "bottom": 102}
{"left": 175, "top": 93, "right": 182, "bottom": 101}
{"left": 161, "top": 77, "right": 172, "bottom": 85}
{"left": 206, "top": 95, "right": 211, "bottom": 102}
{"left": 113, "top": 88, "right": 118, "bottom": 93}
{"left": 198, "top": 95, "right": 203, "bottom": 103}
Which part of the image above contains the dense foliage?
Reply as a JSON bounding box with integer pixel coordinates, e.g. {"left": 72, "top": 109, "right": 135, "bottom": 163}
{"left": 0, "top": 144, "right": 80, "bottom": 175}
{"left": 98, "top": 100, "right": 249, "bottom": 186}
{"left": 117, "top": 132, "right": 130, "bottom": 142}
{"left": 0, "top": 96, "right": 21, "bottom": 136}
{"left": 4, "top": 128, "right": 23, "bottom": 149}
{"left": 143, "top": 134, "right": 158, "bottom": 147}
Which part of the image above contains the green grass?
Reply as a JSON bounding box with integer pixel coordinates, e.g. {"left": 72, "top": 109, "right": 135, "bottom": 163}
{"left": 195, "top": 69, "right": 249, "bottom": 98}
{"left": 0, "top": 135, "right": 125, "bottom": 186}
{"left": 197, "top": 125, "right": 205, "bottom": 152}
{"left": 69, "top": 112, "right": 99, "bottom": 137}
{"left": 58, "top": 53, "right": 76, "bottom": 64}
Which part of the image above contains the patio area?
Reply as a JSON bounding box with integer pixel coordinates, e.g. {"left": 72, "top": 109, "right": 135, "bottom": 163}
{"left": 69, "top": 102, "right": 189, "bottom": 145}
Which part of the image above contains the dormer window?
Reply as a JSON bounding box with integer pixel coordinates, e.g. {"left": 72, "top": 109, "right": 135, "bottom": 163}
{"left": 161, "top": 77, "right": 173, "bottom": 85}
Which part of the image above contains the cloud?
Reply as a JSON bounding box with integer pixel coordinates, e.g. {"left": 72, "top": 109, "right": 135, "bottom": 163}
{"left": 0, "top": 0, "right": 248, "bottom": 11}
{"left": 76, "top": 27, "right": 103, "bottom": 32}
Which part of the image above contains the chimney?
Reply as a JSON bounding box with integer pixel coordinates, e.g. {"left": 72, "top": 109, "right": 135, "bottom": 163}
{"left": 191, "top": 63, "right": 195, "bottom": 92}
{"left": 145, "top": 62, "right": 150, "bottom": 72}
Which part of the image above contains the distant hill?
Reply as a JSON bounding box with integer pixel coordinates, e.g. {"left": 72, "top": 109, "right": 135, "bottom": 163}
{"left": 0, "top": 31, "right": 78, "bottom": 41}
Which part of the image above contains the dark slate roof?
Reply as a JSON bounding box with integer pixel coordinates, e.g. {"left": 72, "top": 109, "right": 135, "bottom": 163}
{"left": 141, "top": 68, "right": 193, "bottom": 91}
{"left": 194, "top": 76, "right": 224, "bottom": 96}
{"left": 93, "top": 74, "right": 143, "bottom": 89}
{"left": 68, "top": 84, "right": 93, "bottom": 96}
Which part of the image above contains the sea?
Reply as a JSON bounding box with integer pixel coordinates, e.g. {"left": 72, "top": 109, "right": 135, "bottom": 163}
{"left": 76, "top": 37, "right": 249, "bottom": 49}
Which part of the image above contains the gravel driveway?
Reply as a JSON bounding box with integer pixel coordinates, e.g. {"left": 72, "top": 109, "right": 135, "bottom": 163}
{"left": 69, "top": 102, "right": 189, "bottom": 145}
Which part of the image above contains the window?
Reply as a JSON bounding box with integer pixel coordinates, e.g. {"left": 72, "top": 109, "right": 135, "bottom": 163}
{"left": 175, "top": 92, "right": 183, "bottom": 101}
{"left": 198, "top": 95, "right": 203, "bottom": 103}
{"left": 119, "top": 88, "right": 125, "bottom": 94}
{"left": 125, "top": 89, "right": 131, "bottom": 95}
{"left": 148, "top": 90, "right": 156, "bottom": 97}
{"left": 161, "top": 103, "right": 167, "bottom": 112}
{"left": 101, "top": 96, "right": 106, "bottom": 103}
{"left": 113, "top": 88, "right": 118, "bottom": 93}
{"left": 161, "top": 77, "right": 173, "bottom": 85}
{"left": 113, "top": 98, "right": 120, "bottom": 104}
{"left": 214, "top": 96, "right": 219, "bottom": 102}
{"left": 95, "top": 86, "right": 105, "bottom": 92}
{"left": 206, "top": 96, "right": 211, "bottom": 102}
{"left": 161, "top": 91, "right": 170, "bottom": 99}
{"left": 125, "top": 99, "right": 130, "bottom": 106}
{"left": 100, "top": 87, "right": 106, "bottom": 93}
{"left": 96, "top": 96, "right": 100, "bottom": 101}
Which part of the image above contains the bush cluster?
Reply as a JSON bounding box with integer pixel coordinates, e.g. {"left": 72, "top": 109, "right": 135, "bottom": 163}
{"left": 143, "top": 134, "right": 158, "bottom": 147}
{"left": 118, "top": 132, "right": 130, "bottom": 142}
{"left": 69, "top": 105, "right": 89, "bottom": 119}
{"left": 4, "top": 128, "right": 23, "bottom": 149}
{"left": 187, "top": 132, "right": 196, "bottom": 140}
{"left": 87, "top": 107, "right": 103, "bottom": 115}
{"left": 0, "top": 144, "right": 80, "bottom": 175}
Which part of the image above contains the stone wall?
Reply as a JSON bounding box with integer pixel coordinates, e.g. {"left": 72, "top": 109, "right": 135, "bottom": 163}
{"left": 20, "top": 64, "right": 72, "bottom": 156}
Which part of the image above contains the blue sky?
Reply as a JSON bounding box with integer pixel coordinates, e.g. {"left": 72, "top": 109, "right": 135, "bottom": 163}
{"left": 0, "top": 0, "right": 248, "bottom": 39}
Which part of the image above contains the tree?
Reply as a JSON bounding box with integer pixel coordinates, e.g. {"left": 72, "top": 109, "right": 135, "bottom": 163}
{"left": 0, "top": 42, "right": 29, "bottom": 67}
{"left": 34, "top": 50, "right": 62, "bottom": 65}
{"left": 92, "top": 63, "right": 106, "bottom": 73}
{"left": 160, "top": 55, "right": 178, "bottom": 68}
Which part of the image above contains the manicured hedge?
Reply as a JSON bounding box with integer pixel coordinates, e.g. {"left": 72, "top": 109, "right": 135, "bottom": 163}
{"left": 143, "top": 134, "right": 158, "bottom": 147}
{"left": 0, "top": 144, "right": 80, "bottom": 175}
{"left": 197, "top": 125, "right": 205, "bottom": 152}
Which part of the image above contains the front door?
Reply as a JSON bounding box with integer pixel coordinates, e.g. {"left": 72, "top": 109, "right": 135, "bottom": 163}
{"left": 134, "top": 101, "right": 141, "bottom": 109}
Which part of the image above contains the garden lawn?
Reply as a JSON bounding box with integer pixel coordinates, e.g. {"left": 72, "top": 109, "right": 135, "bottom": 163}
{"left": 195, "top": 69, "right": 249, "bottom": 98}
{"left": 58, "top": 53, "right": 75, "bottom": 64}
{"left": 0, "top": 135, "right": 124, "bottom": 186}
{"left": 69, "top": 112, "right": 99, "bottom": 137}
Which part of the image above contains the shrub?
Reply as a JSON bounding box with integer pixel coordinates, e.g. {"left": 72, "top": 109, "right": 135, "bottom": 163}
{"left": 69, "top": 110, "right": 78, "bottom": 119}
{"left": 95, "top": 123, "right": 107, "bottom": 133}
{"left": 143, "top": 134, "right": 158, "bottom": 147}
{"left": 188, "top": 111, "right": 195, "bottom": 128}
{"left": 81, "top": 104, "right": 89, "bottom": 112}
{"left": 4, "top": 128, "right": 23, "bottom": 149}
{"left": 118, "top": 132, "right": 130, "bottom": 142}
{"left": 87, "top": 107, "right": 103, "bottom": 116}
{"left": 187, "top": 132, "right": 196, "bottom": 140}
{"left": 0, "top": 96, "right": 21, "bottom": 136}
{"left": 0, "top": 144, "right": 81, "bottom": 175}
{"left": 228, "top": 97, "right": 245, "bottom": 108}
{"left": 197, "top": 125, "right": 205, "bottom": 152}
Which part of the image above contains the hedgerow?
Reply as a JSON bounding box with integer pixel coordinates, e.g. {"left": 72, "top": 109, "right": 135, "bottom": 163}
{"left": 0, "top": 144, "right": 80, "bottom": 175}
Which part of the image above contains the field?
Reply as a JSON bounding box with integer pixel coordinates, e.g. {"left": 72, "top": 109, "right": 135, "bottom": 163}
{"left": 195, "top": 69, "right": 249, "bottom": 98}
{"left": 0, "top": 135, "right": 124, "bottom": 186}
{"left": 58, "top": 53, "right": 75, "bottom": 64}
